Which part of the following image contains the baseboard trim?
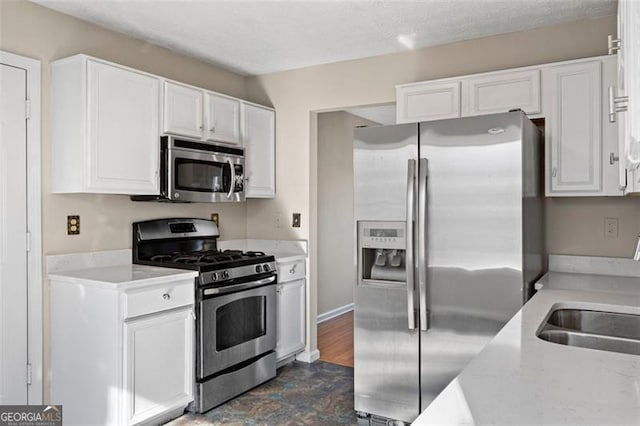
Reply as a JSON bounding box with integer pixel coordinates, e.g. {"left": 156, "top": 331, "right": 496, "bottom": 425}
{"left": 317, "top": 303, "right": 354, "bottom": 324}
{"left": 295, "top": 349, "right": 320, "bottom": 363}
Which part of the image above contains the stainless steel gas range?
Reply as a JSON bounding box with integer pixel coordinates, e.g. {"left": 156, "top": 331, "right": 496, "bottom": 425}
{"left": 132, "top": 218, "right": 277, "bottom": 413}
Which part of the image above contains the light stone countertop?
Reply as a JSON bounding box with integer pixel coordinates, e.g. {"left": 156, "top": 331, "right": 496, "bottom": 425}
{"left": 414, "top": 258, "right": 640, "bottom": 425}
{"left": 218, "top": 239, "right": 308, "bottom": 264}
{"left": 48, "top": 264, "right": 198, "bottom": 290}
{"left": 47, "top": 249, "right": 197, "bottom": 290}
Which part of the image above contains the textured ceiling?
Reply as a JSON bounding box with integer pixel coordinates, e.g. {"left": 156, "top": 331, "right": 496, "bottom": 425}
{"left": 32, "top": 0, "right": 616, "bottom": 76}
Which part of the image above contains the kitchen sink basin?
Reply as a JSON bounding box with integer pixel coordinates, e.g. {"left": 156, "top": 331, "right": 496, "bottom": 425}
{"left": 537, "top": 309, "right": 640, "bottom": 356}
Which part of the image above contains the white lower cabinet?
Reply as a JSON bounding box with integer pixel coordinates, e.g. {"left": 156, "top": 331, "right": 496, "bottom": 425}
{"left": 275, "top": 259, "right": 306, "bottom": 362}
{"left": 123, "top": 308, "right": 193, "bottom": 425}
{"left": 50, "top": 274, "right": 195, "bottom": 426}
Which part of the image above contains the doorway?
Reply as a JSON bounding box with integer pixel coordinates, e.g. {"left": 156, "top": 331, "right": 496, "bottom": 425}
{"left": 0, "top": 51, "right": 42, "bottom": 404}
{"left": 315, "top": 105, "right": 395, "bottom": 368}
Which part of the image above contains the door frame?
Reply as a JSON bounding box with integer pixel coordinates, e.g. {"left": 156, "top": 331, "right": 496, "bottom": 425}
{"left": 1, "top": 50, "right": 43, "bottom": 404}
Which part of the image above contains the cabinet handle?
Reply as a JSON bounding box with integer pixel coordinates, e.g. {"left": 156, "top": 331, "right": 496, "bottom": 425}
{"left": 276, "top": 286, "right": 282, "bottom": 295}
{"left": 199, "top": 125, "right": 204, "bottom": 130}
{"left": 608, "top": 35, "right": 621, "bottom": 55}
{"left": 552, "top": 167, "right": 558, "bottom": 178}
{"left": 289, "top": 264, "right": 297, "bottom": 274}
{"left": 162, "top": 293, "right": 171, "bottom": 300}
{"left": 608, "top": 86, "right": 629, "bottom": 123}
{"left": 610, "top": 152, "right": 620, "bottom": 165}
{"left": 210, "top": 126, "right": 216, "bottom": 133}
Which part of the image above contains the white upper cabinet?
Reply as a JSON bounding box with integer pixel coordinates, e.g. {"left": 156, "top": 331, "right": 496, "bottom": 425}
{"left": 51, "top": 55, "right": 160, "bottom": 195}
{"left": 461, "top": 69, "right": 541, "bottom": 116}
{"left": 242, "top": 103, "right": 275, "bottom": 198}
{"left": 205, "top": 93, "right": 241, "bottom": 145}
{"left": 398, "top": 55, "right": 624, "bottom": 197}
{"left": 396, "top": 81, "right": 460, "bottom": 123}
{"left": 543, "top": 57, "right": 621, "bottom": 196}
{"left": 544, "top": 61, "right": 603, "bottom": 195}
{"left": 163, "top": 81, "right": 204, "bottom": 139}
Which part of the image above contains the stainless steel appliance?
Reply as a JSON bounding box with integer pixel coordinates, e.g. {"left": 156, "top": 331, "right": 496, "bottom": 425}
{"left": 132, "top": 218, "right": 276, "bottom": 413}
{"left": 353, "top": 112, "right": 544, "bottom": 424}
{"left": 131, "top": 136, "right": 245, "bottom": 203}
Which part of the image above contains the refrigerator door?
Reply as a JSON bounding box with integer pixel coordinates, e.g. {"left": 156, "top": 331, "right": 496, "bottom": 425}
{"left": 418, "top": 112, "right": 527, "bottom": 407}
{"left": 353, "top": 124, "right": 420, "bottom": 423}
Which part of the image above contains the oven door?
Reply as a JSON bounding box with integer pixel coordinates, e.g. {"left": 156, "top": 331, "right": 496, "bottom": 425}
{"left": 168, "top": 147, "right": 245, "bottom": 202}
{"left": 198, "top": 281, "right": 276, "bottom": 379}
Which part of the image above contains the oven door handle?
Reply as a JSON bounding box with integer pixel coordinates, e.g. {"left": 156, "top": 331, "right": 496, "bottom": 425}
{"left": 226, "top": 159, "right": 236, "bottom": 199}
{"left": 203, "top": 275, "right": 276, "bottom": 296}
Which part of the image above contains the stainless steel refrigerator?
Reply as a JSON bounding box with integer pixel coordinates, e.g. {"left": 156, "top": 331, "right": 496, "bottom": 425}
{"left": 353, "top": 111, "right": 544, "bottom": 424}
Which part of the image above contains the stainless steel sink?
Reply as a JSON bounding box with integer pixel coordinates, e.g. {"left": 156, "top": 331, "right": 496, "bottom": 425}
{"left": 537, "top": 309, "right": 640, "bottom": 356}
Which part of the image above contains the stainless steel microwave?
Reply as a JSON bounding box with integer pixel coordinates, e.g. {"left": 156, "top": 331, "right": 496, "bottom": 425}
{"left": 131, "top": 136, "right": 245, "bottom": 203}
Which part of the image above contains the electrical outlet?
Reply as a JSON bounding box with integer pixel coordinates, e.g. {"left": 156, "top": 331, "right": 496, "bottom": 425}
{"left": 274, "top": 212, "right": 283, "bottom": 229}
{"left": 292, "top": 213, "right": 301, "bottom": 228}
{"left": 67, "top": 215, "right": 80, "bottom": 235}
{"left": 604, "top": 218, "right": 618, "bottom": 238}
{"left": 210, "top": 213, "right": 219, "bottom": 227}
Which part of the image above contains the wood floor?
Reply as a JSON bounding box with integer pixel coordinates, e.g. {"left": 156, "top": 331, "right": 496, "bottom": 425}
{"left": 318, "top": 311, "right": 354, "bottom": 368}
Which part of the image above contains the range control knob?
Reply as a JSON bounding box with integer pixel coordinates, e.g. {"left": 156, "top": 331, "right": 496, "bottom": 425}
{"left": 263, "top": 264, "right": 270, "bottom": 272}
{"left": 222, "top": 271, "right": 230, "bottom": 280}
{"left": 211, "top": 272, "right": 219, "bottom": 281}
{"left": 255, "top": 264, "right": 263, "bottom": 273}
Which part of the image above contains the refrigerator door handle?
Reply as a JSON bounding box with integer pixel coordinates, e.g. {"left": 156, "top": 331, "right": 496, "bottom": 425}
{"left": 406, "top": 159, "right": 417, "bottom": 330}
{"left": 418, "top": 158, "right": 430, "bottom": 331}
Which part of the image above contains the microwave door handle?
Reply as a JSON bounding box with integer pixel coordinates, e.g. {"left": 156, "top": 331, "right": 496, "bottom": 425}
{"left": 226, "top": 159, "right": 235, "bottom": 199}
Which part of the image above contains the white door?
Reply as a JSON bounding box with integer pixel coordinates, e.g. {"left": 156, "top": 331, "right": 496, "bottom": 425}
{"left": 242, "top": 103, "right": 275, "bottom": 198}
{"left": 396, "top": 81, "right": 461, "bottom": 123}
{"left": 544, "top": 60, "right": 603, "bottom": 195}
{"left": 276, "top": 279, "right": 306, "bottom": 360}
{"left": 123, "top": 308, "right": 193, "bottom": 425}
{"left": 163, "top": 81, "right": 204, "bottom": 139}
{"left": 0, "top": 63, "right": 28, "bottom": 404}
{"left": 87, "top": 60, "right": 160, "bottom": 194}
{"left": 205, "top": 92, "right": 241, "bottom": 145}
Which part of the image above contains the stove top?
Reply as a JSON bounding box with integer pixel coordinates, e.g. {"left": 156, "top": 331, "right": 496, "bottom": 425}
{"left": 132, "top": 218, "right": 276, "bottom": 286}
{"left": 148, "top": 249, "right": 270, "bottom": 268}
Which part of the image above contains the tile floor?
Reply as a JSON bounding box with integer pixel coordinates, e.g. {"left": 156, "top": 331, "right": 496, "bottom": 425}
{"left": 167, "top": 361, "right": 356, "bottom": 425}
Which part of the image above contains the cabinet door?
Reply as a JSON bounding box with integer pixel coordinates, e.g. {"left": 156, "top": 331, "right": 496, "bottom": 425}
{"left": 396, "top": 81, "right": 460, "bottom": 123}
{"left": 123, "top": 307, "right": 193, "bottom": 425}
{"left": 87, "top": 60, "right": 160, "bottom": 194}
{"left": 461, "top": 69, "right": 541, "bottom": 116}
{"left": 276, "top": 279, "right": 305, "bottom": 361}
{"left": 242, "top": 103, "right": 275, "bottom": 197}
{"left": 544, "top": 61, "right": 603, "bottom": 195}
{"left": 205, "top": 92, "right": 241, "bottom": 145}
{"left": 163, "top": 81, "right": 204, "bottom": 138}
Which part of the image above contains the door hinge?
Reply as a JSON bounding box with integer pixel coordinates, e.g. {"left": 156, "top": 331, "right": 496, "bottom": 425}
{"left": 26, "top": 231, "right": 31, "bottom": 253}
{"left": 25, "top": 99, "right": 31, "bottom": 120}
{"left": 26, "top": 363, "right": 32, "bottom": 386}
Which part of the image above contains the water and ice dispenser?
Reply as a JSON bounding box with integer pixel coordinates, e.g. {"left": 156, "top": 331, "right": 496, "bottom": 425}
{"left": 357, "top": 221, "right": 407, "bottom": 286}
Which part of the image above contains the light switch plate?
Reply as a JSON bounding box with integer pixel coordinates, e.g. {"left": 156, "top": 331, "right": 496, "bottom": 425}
{"left": 292, "top": 213, "right": 301, "bottom": 228}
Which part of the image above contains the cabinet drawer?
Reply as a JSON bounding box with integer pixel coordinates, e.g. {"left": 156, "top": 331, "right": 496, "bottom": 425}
{"left": 123, "top": 280, "right": 194, "bottom": 319}
{"left": 277, "top": 260, "right": 306, "bottom": 283}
